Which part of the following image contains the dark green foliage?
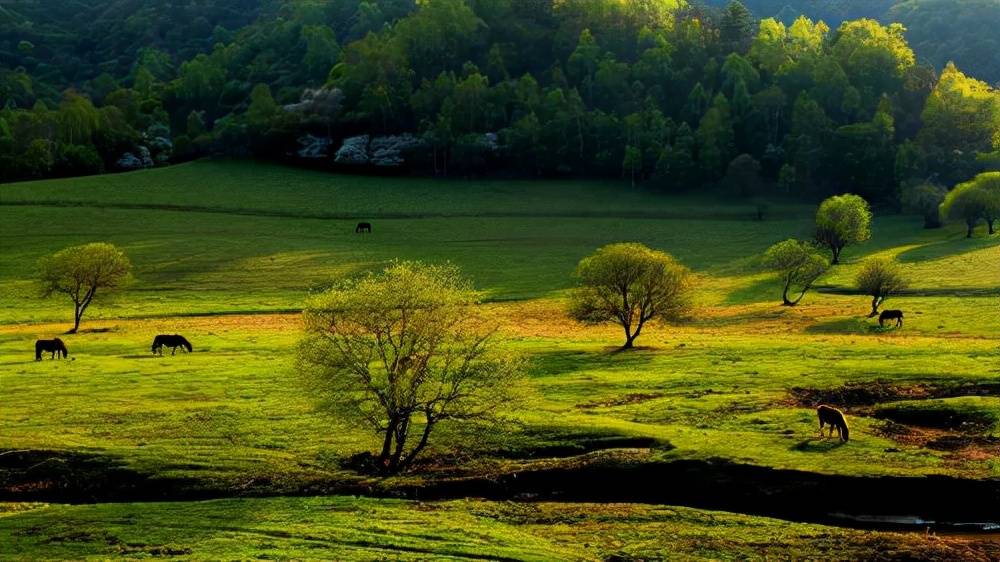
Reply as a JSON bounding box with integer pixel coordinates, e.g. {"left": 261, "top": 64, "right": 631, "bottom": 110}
{"left": 1, "top": 0, "right": 999, "bottom": 213}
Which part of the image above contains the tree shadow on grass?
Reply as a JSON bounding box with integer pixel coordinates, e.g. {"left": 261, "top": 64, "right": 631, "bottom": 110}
{"left": 895, "top": 234, "right": 999, "bottom": 264}
{"left": 529, "top": 347, "right": 660, "bottom": 378}
{"left": 804, "top": 317, "right": 884, "bottom": 335}
{"left": 791, "top": 437, "right": 847, "bottom": 452}
{"left": 723, "top": 276, "right": 782, "bottom": 306}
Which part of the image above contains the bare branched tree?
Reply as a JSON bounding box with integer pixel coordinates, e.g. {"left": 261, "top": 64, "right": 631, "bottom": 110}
{"left": 297, "top": 261, "right": 522, "bottom": 473}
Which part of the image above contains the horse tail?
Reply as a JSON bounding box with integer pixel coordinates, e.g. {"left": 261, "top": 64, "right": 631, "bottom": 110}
{"left": 35, "top": 341, "right": 42, "bottom": 360}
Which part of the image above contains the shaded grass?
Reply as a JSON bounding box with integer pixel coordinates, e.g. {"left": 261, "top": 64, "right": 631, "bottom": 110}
{"left": 2, "top": 497, "right": 998, "bottom": 561}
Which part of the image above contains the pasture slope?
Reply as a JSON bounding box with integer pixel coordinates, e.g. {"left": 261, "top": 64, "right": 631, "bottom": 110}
{"left": 1, "top": 159, "right": 999, "bottom": 560}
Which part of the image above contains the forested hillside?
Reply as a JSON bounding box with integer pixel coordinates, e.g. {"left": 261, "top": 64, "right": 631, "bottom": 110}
{"left": 705, "top": 0, "right": 1000, "bottom": 83}
{"left": 1, "top": 0, "right": 999, "bottom": 209}
{"left": 701, "top": 0, "right": 896, "bottom": 26}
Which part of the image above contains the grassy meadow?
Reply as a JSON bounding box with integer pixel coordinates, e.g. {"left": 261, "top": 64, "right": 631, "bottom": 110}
{"left": 2, "top": 159, "right": 999, "bottom": 559}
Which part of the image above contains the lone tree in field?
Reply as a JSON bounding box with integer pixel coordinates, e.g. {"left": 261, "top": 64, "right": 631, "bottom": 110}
{"left": 900, "top": 182, "right": 948, "bottom": 229}
{"left": 297, "top": 262, "right": 522, "bottom": 474}
{"left": 855, "top": 257, "right": 909, "bottom": 317}
{"left": 569, "top": 243, "right": 691, "bottom": 350}
{"left": 941, "top": 173, "right": 1000, "bottom": 237}
{"left": 763, "top": 239, "right": 830, "bottom": 306}
{"left": 38, "top": 243, "right": 132, "bottom": 333}
{"left": 814, "top": 194, "right": 872, "bottom": 264}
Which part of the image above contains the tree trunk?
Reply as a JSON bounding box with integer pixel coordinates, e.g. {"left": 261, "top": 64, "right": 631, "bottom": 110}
{"left": 378, "top": 417, "right": 398, "bottom": 469}
{"left": 68, "top": 304, "right": 83, "bottom": 333}
{"left": 967, "top": 221, "right": 975, "bottom": 238}
{"left": 869, "top": 295, "right": 882, "bottom": 318}
{"left": 781, "top": 279, "right": 795, "bottom": 306}
{"left": 398, "top": 415, "right": 435, "bottom": 471}
{"left": 830, "top": 246, "right": 841, "bottom": 265}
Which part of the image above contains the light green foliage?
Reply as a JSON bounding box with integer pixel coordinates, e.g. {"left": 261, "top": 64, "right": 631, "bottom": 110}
{"left": 918, "top": 63, "right": 1000, "bottom": 183}
{"left": 37, "top": 242, "right": 132, "bottom": 332}
{"left": 814, "top": 194, "right": 873, "bottom": 264}
{"left": 855, "top": 257, "right": 909, "bottom": 316}
{"left": 299, "top": 261, "right": 522, "bottom": 472}
{"left": 941, "top": 173, "right": 1000, "bottom": 237}
{"left": 763, "top": 239, "right": 829, "bottom": 305}
{"left": 569, "top": 243, "right": 691, "bottom": 349}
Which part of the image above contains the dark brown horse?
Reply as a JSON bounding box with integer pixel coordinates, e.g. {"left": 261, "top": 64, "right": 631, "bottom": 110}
{"left": 355, "top": 222, "right": 372, "bottom": 233}
{"left": 35, "top": 338, "right": 68, "bottom": 360}
{"left": 152, "top": 334, "right": 193, "bottom": 356}
{"left": 878, "top": 309, "right": 903, "bottom": 328}
{"left": 817, "top": 405, "right": 850, "bottom": 442}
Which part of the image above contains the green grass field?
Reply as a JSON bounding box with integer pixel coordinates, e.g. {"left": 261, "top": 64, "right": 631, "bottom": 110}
{"left": 2, "top": 160, "right": 999, "bottom": 559}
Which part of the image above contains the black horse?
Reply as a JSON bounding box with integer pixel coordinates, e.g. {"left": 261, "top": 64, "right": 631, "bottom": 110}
{"left": 152, "top": 334, "right": 193, "bottom": 356}
{"left": 35, "top": 338, "right": 68, "bottom": 360}
{"left": 878, "top": 309, "right": 904, "bottom": 328}
{"left": 355, "top": 222, "right": 372, "bottom": 233}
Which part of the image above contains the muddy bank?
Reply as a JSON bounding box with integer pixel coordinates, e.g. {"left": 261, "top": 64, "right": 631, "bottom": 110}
{"left": 4, "top": 448, "right": 1000, "bottom": 533}
{"left": 789, "top": 381, "right": 1000, "bottom": 410}
{"left": 402, "top": 457, "right": 1000, "bottom": 530}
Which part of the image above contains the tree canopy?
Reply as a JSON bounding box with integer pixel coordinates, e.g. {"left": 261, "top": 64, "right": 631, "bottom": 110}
{"left": 37, "top": 242, "right": 132, "bottom": 332}
{"left": 855, "top": 257, "right": 909, "bottom": 317}
{"left": 569, "top": 243, "right": 692, "bottom": 349}
{"left": 297, "top": 261, "right": 522, "bottom": 473}
{"left": 763, "top": 239, "right": 830, "bottom": 306}
{"left": 2, "top": 0, "right": 1000, "bottom": 215}
{"left": 814, "top": 194, "right": 873, "bottom": 264}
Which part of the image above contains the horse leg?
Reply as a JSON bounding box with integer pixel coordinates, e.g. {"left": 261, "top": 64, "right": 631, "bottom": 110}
{"left": 171, "top": 346, "right": 176, "bottom": 356}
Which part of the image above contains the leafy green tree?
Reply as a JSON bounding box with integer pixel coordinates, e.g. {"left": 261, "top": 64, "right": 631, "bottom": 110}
{"left": 855, "top": 257, "right": 909, "bottom": 317}
{"left": 814, "top": 194, "right": 872, "bottom": 264}
{"left": 918, "top": 63, "right": 1000, "bottom": 184}
{"left": 829, "top": 19, "right": 915, "bottom": 110}
{"left": 763, "top": 239, "right": 830, "bottom": 305}
{"left": 297, "top": 261, "right": 522, "bottom": 474}
{"left": 301, "top": 25, "right": 340, "bottom": 83}
{"left": 38, "top": 243, "right": 133, "bottom": 333}
{"left": 569, "top": 243, "right": 692, "bottom": 349}
{"left": 22, "top": 138, "right": 55, "bottom": 178}
{"left": 720, "top": 1, "right": 755, "bottom": 54}
{"left": 750, "top": 18, "right": 790, "bottom": 75}
{"left": 656, "top": 123, "right": 698, "bottom": 189}
{"left": 696, "top": 94, "right": 736, "bottom": 180}
{"left": 622, "top": 145, "right": 642, "bottom": 187}
{"left": 941, "top": 173, "right": 1000, "bottom": 237}
{"left": 787, "top": 93, "right": 830, "bottom": 187}
{"left": 900, "top": 182, "right": 947, "bottom": 229}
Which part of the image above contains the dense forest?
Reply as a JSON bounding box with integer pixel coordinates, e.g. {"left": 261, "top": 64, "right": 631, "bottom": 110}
{"left": 2, "top": 0, "right": 999, "bottom": 208}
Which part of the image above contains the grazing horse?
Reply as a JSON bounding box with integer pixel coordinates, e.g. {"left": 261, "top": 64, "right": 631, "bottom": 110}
{"left": 152, "top": 334, "right": 193, "bottom": 356}
{"left": 35, "top": 338, "right": 68, "bottom": 360}
{"left": 817, "top": 405, "right": 850, "bottom": 442}
{"left": 879, "top": 309, "right": 904, "bottom": 328}
{"left": 355, "top": 222, "right": 372, "bottom": 233}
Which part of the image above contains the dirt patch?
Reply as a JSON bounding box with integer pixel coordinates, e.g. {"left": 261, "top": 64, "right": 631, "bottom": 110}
{"left": 873, "top": 405, "right": 997, "bottom": 433}
{"left": 0, "top": 449, "right": 210, "bottom": 503}
{"left": 789, "top": 381, "right": 935, "bottom": 409}
{"left": 788, "top": 381, "right": 1000, "bottom": 410}
{"left": 577, "top": 393, "right": 663, "bottom": 409}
